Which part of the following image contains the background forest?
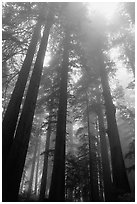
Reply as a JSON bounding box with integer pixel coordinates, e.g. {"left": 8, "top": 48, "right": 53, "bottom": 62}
{"left": 2, "top": 2, "right": 135, "bottom": 202}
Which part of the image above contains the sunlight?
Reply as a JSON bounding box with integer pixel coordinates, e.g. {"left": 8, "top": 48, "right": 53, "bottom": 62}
{"left": 88, "top": 2, "right": 118, "bottom": 20}
{"left": 43, "top": 53, "right": 51, "bottom": 67}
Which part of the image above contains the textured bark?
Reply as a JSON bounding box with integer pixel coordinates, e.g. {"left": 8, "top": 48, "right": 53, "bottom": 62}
{"left": 2, "top": 20, "right": 42, "bottom": 171}
{"left": 98, "top": 52, "right": 130, "bottom": 195}
{"left": 39, "top": 114, "right": 52, "bottom": 201}
{"left": 3, "top": 13, "right": 53, "bottom": 201}
{"left": 49, "top": 29, "right": 70, "bottom": 202}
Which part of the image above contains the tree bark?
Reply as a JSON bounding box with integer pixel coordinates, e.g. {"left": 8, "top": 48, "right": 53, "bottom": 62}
{"left": 2, "top": 20, "right": 42, "bottom": 175}
{"left": 39, "top": 114, "right": 52, "bottom": 201}
{"left": 3, "top": 12, "right": 53, "bottom": 201}
{"left": 34, "top": 135, "right": 41, "bottom": 196}
{"left": 86, "top": 92, "right": 100, "bottom": 202}
{"left": 27, "top": 134, "right": 39, "bottom": 200}
{"left": 19, "top": 169, "right": 26, "bottom": 195}
{"left": 98, "top": 52, "right": 130, "bottom": 195}
{"left": 95, "top": 98, "right": 114, "bottom": 201}
{"left": 49, "top": 29, "right": 70, "bottom": 202}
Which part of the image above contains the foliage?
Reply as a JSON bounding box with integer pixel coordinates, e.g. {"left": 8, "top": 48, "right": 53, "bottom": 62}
{"left": 2, "top": 2, "right": 135, "bottom": 202}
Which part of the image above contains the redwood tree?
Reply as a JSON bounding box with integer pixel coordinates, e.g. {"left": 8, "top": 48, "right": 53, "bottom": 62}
{"left": 86, "top": 92, "right": 100, "bottom": 201}
{"left": 39, "top": 113, "right": 52, "bottom": 201}
{"left": 2, "top": 19, "right": 42, "bottom": 167}
{"left": 94, "top": 95, "right": 114, "bottom": 201}
{"left": 98, "top": 51, "right": 131, "bottom": 195}
{"left": 3, "top": 7, "right": 54, "bottom": 201}
{"left": 27, "top": 132, "right": 40, "bottom": 199}
{"left": 49, "top": 28, "right": 70, "bottom": 202}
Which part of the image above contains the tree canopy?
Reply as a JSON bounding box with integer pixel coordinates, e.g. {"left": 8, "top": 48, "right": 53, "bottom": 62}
{"left": 2, "top": 2, "right": 135, "bottom": 202}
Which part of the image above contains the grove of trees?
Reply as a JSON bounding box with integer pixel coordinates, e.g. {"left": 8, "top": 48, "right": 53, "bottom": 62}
{"left": 2, "top": 2, "right": 135, "bottom": 202}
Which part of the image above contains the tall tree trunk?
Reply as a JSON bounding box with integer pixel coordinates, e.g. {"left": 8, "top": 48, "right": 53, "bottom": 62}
{"left": 27, "top": 134, "right": 39, "bottom": 200}
{"left": 2, "top": 20, "right": 42, "bottom": 183}
{"left": 34, "top": 135, "right": 41, "bottom": 196}
{"left": 19, "top": 169, "right": 26, "bottom": 195}
{"left": 86, "top": 92, "right": 100, "bottom": 201}
{"left": 95, "top": 98, "right": 114, "bottom": 201}
{"left": 98, "top": 52, "right": 130, "bottom": 195}
{"left": 39, "top": 114, "right": 52, "bottom": 201}
{"left": 96, "top": 148, "right": 104, "bottom": 201}
{"left": 3, "top": 12, "right": 54, "bottom": 201}
{"left": 49, "top": 29, "right": 70, "bottom": 202}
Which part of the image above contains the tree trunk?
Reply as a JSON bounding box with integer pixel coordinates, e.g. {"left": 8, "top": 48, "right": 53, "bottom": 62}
{"left": 98, "top": 52, "right": 130, "bottom": 195}
{"left": 49, "top": 29, "right": 70, "bottom": 202}
{"left": 86, "top": 92, "right": 100, "bottom": 202}
{"left": 3, "top": 13, "right": 53, "bottom": 201}
{"left": 96, "top": 149, "right": 104, "bottom": 201}
{"left": 39, "top": 114, "right": 52, "bottom": 201}
{"left": 2, "top": 20, "right": 42, "bottom": 183}
{"left": 95, "top": 98, "right": 114, "bottom": 201}
{"left": 34, "top": 135, "right": 41, "bottom": 196}
{"left": 27, "top": 134, "right": 39, "bottom": 200}
{"left": 19, "top": 169, "right": 26, "bottom": 195}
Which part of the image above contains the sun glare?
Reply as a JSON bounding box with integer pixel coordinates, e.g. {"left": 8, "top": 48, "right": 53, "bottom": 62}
{"left": 43, "top": 53, "right": 51, "bottom": 67}
{"left": 89, "top": 2, "right": 118, "bottom": 20}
